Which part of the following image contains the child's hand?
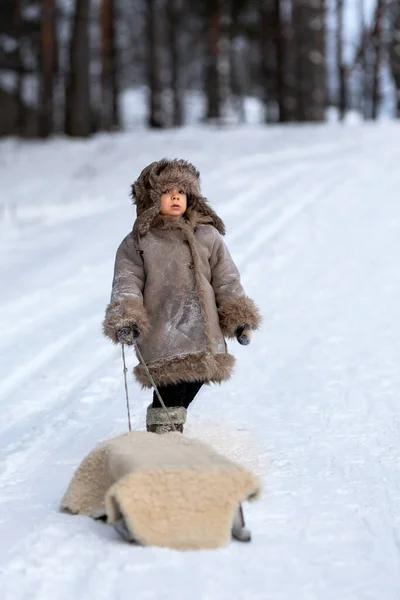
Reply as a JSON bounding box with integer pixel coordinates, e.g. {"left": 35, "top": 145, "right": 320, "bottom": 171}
{"left": 117, "top": 324, "right": 140, "bottom": 345}
{"left": 236, "top": 324, "right": 252, "bottom": 346}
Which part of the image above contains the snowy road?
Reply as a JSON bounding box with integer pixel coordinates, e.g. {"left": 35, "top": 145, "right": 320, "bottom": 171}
{"left": 1, "top": 124, "right": 400, "bottom": 599}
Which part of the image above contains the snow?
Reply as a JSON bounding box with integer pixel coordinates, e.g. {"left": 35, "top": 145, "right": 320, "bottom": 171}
{"left": 1, "top": 121, "right": 400, "bottom": 599}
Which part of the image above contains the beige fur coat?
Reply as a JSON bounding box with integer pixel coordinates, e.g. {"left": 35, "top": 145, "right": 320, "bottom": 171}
{"left": 103, "top": 159, "right": 261, "bottom": 388}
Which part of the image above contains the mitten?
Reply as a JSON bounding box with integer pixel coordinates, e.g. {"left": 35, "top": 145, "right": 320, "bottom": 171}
{"left": 236, "top": 324, "right": 252, "bottom": 346}
{"left": 117, "top": 324, "right": 140, "bottom": 345}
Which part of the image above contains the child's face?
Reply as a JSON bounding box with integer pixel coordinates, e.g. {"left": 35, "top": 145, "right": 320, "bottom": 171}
{"left": 160, "top": 187, "right": 187, "bottom": 217}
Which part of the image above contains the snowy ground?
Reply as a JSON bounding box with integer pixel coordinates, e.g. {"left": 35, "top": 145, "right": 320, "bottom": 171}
{"left": 1, "top": 122, "right": 400, "bottom": 599}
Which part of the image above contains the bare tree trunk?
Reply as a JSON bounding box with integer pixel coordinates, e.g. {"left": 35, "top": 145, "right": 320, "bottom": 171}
{"left": 292, "top": 0, "right": 326, "bottom": 122}
{"left": 259, "top": 0, "right": 277, "bottom": 123}
{"left": 65, "top": 0, "right": 91, "bottom": 137}
{"left": 13, "top": 0, "right": 25, "bottom": 135}
{"left": 347, "top": 0, "right": 368, "bottom": 116}
{"left": 204, "top": 0, "right": 232, "bottom": 122}
{"left": 275, "top": 0, "right": 286, "bottom": 122}
{"left": 292, "top": 0, "right": 306, "bottom": 121}
{"left": 352, "top": 0, "right": 375, "bottom": 119}
{"left": 337, "top": 0, "right": 346, "bottom": 120}
{"left": 100, "top": 0, "right": 120, "bottom": 130}
{"left": 230, "top": 6, "right": 245, "bottom": 123}
{"left": 148, "top": 0, "right": 166, "bottom": 128}
{"left": 282, "top": 1, "right": 298, "bottom": 122}
{"left": 317, "top": 0, "right": 327, "bottom": 119}
{"left": 205, "top": 3, "right": 221, "bottom": 120}
{"left": 167, "top": 0, "right": 183, "bottom": 126}
{"left": 371, "top": 0, "right": 385, "bottom": 120}
{"left": 259, "top": 0, "right": 286, "bottom": 122}
{"left": 218, "top": 0, "right": 232, "bottom": 122}
{"left": 359, "top": 0, "right": 367, "bottom": 118}
{"left": 389, "top": 0, "right": 400, "bottom": 117}
{"left": 39, "top": 0, "right": 56, "bottom": 137}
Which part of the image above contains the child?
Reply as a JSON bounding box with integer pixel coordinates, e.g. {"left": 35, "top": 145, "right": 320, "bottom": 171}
{"left": 103, "top": 159, "right": 261, "bottom": 433}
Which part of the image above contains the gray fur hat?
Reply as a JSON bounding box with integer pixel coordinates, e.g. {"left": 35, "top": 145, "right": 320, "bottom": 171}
{"left": 131, "top": 158, "right": 225, "bottom": 237}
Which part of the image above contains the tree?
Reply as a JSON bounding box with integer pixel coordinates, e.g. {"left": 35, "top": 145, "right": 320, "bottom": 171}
{"left": 39, "top": 0, "right": 57, "bottom": 138}
{"left": 204, "top": 0, "right": 232, "bottom": 123}
{"left": 259, "top": 0, "right": 278, "bottom": 122}
{"left": 167, "top": 0, "right": 184, "bottom": 126}
{"left": 292, "top": 0, "right": 326, "bottom": 122}
{"left": 259, "top": 0, "right": 288, "bottom": 123}
{"left": 230, "top": 0, "right": 246, "bottom": 122}
{"left": 371, "top": 0, "right": 385, "bottom": 120}
{"left": 100, "top": 0, "right": 120, "bottom": 130}
{"left": 13, "top": 0, "right": 25, "bottom": 135}
{"left": 336, "top": 0, "right": 347, "bottom": 120}
{"left": 205, "top": 0, "right": 221, "bottom": 120}
{"left": 218, "top": 0, "right": 232, "bottom": 121}
{"left": 359, "top": 0, "right": 367, "bottom": 118}
{"left": 65, "top": 0, "right": 91, "bottom": 137}
{"left": 274, "top": 0, "right": 287, "bottom": 122}
{"left": 389, "top": 0, "right": 400, "bottom": 117}
{"left": 147, "top": 0, "right": 166, "bottom": 128}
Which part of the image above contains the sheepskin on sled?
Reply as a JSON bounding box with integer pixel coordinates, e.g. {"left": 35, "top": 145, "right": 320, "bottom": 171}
{"left": 60, "top": 431, "right": 261, "bottom": 550}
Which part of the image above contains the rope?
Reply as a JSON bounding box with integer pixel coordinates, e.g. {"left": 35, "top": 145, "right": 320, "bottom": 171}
{"left": 121, "top": 341, "right": 177, "bottom": 433}
{"left": 121, "top": 344, "right": 132, "bottom": 431}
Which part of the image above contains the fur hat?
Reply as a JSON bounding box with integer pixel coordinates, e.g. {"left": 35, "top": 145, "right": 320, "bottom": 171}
{"left": 131, "top": 159, "right": 225, "bottom": 237}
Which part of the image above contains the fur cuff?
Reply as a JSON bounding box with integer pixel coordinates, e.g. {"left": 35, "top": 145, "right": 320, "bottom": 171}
{"left": 146, "top": 405, "right": 187, "bottom": 427}
{"left": 218, "top": 296, "right": 262, "bottom": 339}
{"left": 135, "top": 351, "right": 235, "bottom": 389}
{"left": 103, "top": 297, "right": 150, "bottom": 343}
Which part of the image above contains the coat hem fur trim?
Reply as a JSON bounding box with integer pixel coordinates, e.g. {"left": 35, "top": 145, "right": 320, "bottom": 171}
{"left": 134, "top": 351, "right": 235, "bottom": 388}
{"left": 218, "top": 295, "right": 262, "bottom": 339}
{"left": 103, "top": 297, "right": 150, "bottom": 343}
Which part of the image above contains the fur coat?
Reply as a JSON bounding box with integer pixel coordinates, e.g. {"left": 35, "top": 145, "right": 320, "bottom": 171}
{"left": 103, "top": 159, "right": 261, "bottom": 388}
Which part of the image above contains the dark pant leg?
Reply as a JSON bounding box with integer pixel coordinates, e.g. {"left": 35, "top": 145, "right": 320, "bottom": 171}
{"left": 180, "top": 381, "right": 203, "bottom": 409}
{"left": 152, "top": 381, "right": 203, "bottom": 409}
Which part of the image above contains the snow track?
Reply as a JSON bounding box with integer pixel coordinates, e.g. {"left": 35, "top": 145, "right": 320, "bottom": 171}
{"left": 1, "top": 124, "right": 400, "bottom": 599}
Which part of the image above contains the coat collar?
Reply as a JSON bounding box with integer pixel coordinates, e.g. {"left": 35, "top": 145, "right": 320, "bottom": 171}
{"left": 134, "top": 208, "right": 215, "bottom": 239}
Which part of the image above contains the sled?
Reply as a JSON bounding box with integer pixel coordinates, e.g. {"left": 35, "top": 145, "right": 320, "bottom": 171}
{"left": 60, "top": 431, "right": 260, "bottom": 550}
{"left": 114, "top": 498, "right": 252, "bottom": 545}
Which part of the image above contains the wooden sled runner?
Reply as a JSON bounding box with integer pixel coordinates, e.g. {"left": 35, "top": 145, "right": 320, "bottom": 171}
{"left": 60, "top": 431, "right": 261, "bottom": 550}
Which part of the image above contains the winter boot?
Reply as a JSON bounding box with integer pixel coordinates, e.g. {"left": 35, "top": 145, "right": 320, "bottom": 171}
{"left": 146, "top": 405, "right": 187, "bottom": 434}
